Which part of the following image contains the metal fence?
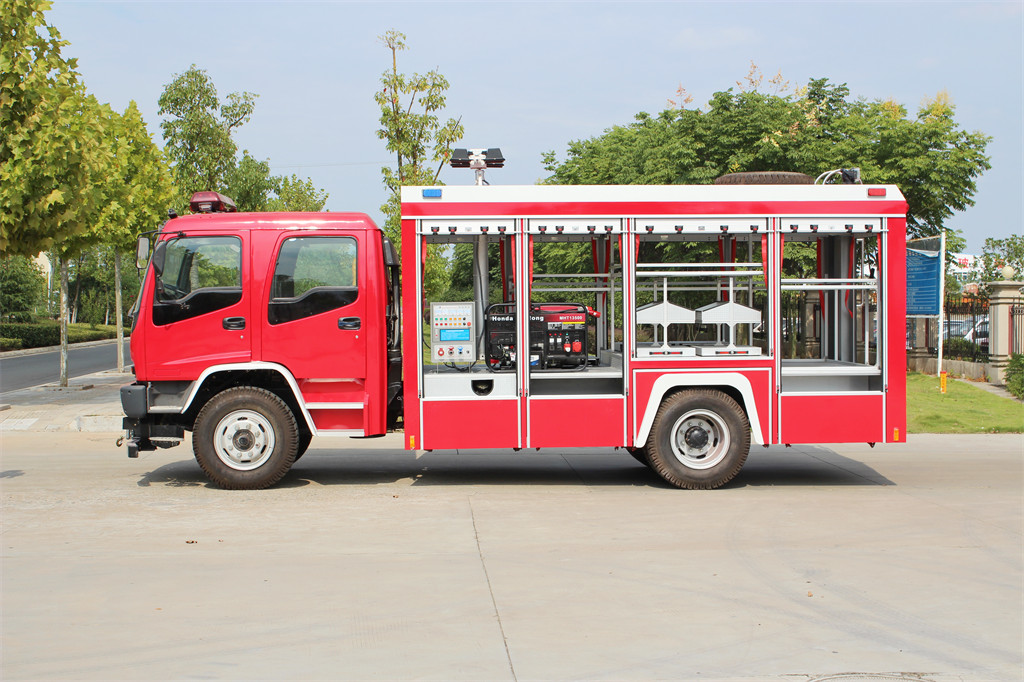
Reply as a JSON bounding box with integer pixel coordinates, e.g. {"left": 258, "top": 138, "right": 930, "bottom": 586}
{"left": 943, "top": 295, "right": 989, "bottom": 361}
{"left": 1012, "top": 300, "right": 1024, "bottom": 355}
{"left": 907, "top": 294, "right": 989, "bottom": 362}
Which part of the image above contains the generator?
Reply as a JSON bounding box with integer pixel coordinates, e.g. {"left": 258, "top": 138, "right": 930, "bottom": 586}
{"left": 484, "top": 302, "right": 592, "bottom": 372}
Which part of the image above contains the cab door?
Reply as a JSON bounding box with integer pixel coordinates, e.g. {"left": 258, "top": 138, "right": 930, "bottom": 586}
{"left": 145, "top": 233, "right": 250, "bottom": 379}
{"left": 259, "top": 232, "right": 367, "bottom": 433}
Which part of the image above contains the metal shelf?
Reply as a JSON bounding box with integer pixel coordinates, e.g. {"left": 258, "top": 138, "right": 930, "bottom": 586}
{"left": 781, "top": 359, "right": 881, "bottom": 376}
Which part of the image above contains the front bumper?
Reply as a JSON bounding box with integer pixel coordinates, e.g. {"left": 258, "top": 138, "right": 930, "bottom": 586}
{"left": 120, "top": 383, "right": 184, "bottom": 458}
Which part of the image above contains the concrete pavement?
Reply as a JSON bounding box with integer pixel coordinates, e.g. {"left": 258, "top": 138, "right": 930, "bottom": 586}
{"left": 1, "top": 376, "right": 1021, "bottom": 681}
{"left": 0, "top": 369, "right": 132, "bottom": 432}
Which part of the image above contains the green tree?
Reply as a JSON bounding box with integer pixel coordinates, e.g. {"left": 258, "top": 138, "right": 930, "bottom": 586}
{"left": 0, "top": 255, "right": 47, "bottom": 320}
{"left": 375, "top": 29, "right": 464, "bottom": 248}
{"left": 223, "top": 150, "right": 277, "bottom": 212}
{"left": 267, "top": 175, "right": 329, "bottom": 212}
{"left": 93, "top": 102, "right": 175, "bottom": 369}
{"left": 157, "top": 65, "right": 256, "bottom": 210}
{"left": 543, "top": 70, "right": 991, "bottom": 241}
{"left": 973, "top": 235, "right": 1024, "bottom": 283}
{"left": 158, "top": 68, "right": 328, "bottom": 215}
{"left": 375, "top": 30, "right": 463, "bottom": 302}
{"left": 47, "top": 95, "right": 118, "bottom": 385}
{"left": 62, "top": 245, "right": 111, "bottom": 324}
{"left": 0, "top": 0, "right": 113, "bottom": 257}
{"left": 223, "top": 156, "right": 331, "bottom": 213}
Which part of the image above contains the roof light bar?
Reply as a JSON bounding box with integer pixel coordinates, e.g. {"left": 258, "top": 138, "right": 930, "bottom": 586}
{"left": 189, "top": 191, "right": 237, "bottom": 214}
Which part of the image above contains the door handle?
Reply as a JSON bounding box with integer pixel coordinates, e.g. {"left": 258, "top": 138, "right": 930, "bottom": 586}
{"left": 338, "top": 316, "right": 361, "bottom": 331}
{"left": 223, "top": 316, "right": 246, "bottom": 330}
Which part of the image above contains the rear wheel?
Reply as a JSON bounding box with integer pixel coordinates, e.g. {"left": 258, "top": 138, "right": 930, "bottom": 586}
{"left": 192, "top": 387, "right": 298, "bottom": 489}
{"left": 647, "top": 389, "right": 750, "bottom": 489}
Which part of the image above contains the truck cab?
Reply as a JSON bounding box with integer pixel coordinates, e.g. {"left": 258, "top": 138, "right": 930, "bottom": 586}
{"left": 122, "top": 193, "right": 401, "bottom": 488}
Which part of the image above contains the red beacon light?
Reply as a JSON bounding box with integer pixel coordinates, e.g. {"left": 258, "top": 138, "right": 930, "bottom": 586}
{"left": 189, "top": 191, "right": 237, "bottom": 214}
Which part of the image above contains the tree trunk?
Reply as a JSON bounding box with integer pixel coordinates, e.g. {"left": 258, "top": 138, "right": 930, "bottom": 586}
{"left": 114, "top": 250, "right": 125, "bottom": 372}
{"left": 71, "top": 253, "right": 83, "bottom": 324}
{"left": 59, "top": 256, "right": 70, "bottom": 387}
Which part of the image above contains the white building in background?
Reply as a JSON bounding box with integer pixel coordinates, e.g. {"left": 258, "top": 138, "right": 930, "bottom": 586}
{"left": 32, "top": 252, "right": 53, "bottom": 294}
{"left": 948, "top": 252, "right": 977, "bottom": 281}
{"left": 948, "top": 252, "right": 981, "bottom": 294}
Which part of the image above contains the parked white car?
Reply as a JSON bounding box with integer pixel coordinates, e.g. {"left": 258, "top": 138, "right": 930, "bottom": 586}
{"left": 963, "top": 317, "right": 989, "bottom": 351}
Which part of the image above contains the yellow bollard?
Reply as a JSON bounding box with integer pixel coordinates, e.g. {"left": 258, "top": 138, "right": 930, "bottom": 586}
{"left": 940, "top": 371, "right": 947, "bottom": 394}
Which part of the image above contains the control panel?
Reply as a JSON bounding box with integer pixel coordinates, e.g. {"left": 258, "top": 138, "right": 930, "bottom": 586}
{"left": 430, "top": 301, "right": 476, "bottom": 363}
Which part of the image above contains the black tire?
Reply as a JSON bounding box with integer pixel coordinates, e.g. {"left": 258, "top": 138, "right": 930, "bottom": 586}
{"left": 646, "top": 389, "right": 750, "bottom": 490}
{"left": 294, "top": 429, "right": 313, "bottom": 462}
{"left": 714, "top": 171, "right": 813, "bottom": 185}
{"left": 192, "top": 387, "right": 298, "bottom": 489}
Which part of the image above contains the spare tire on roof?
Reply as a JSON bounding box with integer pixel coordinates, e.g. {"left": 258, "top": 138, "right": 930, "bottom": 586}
{"left": 714, "top": 171, "right": 814, "bottom": 185}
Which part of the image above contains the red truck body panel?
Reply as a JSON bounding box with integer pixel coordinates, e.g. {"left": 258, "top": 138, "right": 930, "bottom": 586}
{"left": 131, "top": 211, "right": 389, "bottom": 436}
{"left": 400, "top": 184, "right": 908, "bottom": 452}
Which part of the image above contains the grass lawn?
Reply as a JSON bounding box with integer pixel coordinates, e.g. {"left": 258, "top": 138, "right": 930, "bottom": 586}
{"left": 907, "top": 371, "right": 1024, "bottom": 434}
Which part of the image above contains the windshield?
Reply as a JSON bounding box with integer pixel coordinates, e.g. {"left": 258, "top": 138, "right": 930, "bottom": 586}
{"left": 156, "top": 236, "right": 241, "bottom": 302}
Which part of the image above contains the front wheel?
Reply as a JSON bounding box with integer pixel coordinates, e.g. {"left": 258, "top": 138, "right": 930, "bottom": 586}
{"left": 192, "top": 387, "right": 299, "bottom": 489}
{"left": 647, "top": 389, "right": 750, "bottom": 489}
{"left": 293, "top": 429, "right": 313, "bottom": 462}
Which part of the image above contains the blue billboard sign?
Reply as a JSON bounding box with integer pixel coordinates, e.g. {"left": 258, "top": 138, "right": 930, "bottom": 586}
{"left": 906, "top": 248, "right": 941, "bottom": 316}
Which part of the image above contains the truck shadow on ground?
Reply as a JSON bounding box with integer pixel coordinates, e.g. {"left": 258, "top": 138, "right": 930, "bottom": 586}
{"left": 136, "top": 445, "right": 895, "bottom": 489}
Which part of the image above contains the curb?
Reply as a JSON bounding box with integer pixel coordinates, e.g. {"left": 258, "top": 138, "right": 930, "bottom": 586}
{"left": 76, "top": 415, "right": 126, "bottom": 432}
{"left": 0, "top": 368, "right": 133, "bottom": 433}
{"left": 1, "top": 337, "right": 129, "bottom": 359}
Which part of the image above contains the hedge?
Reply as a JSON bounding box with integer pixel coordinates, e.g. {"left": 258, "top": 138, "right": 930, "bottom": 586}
{"left": 0, "top": 322, "right": 120, "bottom": 350}
{"left": 0, "top": 337, "right": 23, "bottom": 351}
{"left": 942, "top": 337, "right": 983, "bottom": 360}
{"left": 1005, "top": 354, "right": 1024, "bottom": 400}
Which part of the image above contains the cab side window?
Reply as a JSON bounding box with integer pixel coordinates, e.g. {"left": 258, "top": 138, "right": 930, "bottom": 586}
{"left": 269, "top": 236, "right": 358, "bottom": 324}
{"left": 153, "top": 236, "right": 242, "bottom": 325}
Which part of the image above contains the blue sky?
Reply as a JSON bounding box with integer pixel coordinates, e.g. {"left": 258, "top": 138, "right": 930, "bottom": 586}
{"left": 49, "top": 0, "right": 1022, "bottom": 254}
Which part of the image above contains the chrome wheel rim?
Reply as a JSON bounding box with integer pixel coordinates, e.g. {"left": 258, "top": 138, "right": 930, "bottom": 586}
{"left": 670, "top": 409, "right": 730, "bottom": 470}
{"left": 213, "top": 410, "right": 275, "bottom": 471}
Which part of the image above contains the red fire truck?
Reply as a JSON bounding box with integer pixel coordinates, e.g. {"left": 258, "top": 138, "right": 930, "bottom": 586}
{"left": 121, "top": 181, "right": 907, "bottom": 490}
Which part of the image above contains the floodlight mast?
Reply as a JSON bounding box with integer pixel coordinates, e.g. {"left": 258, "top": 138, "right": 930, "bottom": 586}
{"left": 449, "top": 148, "right": 505, "bottom": 185}
{"left": 447, "top": 148, "right": 505, "bottom": 352}
{"left": 815, "top": 168, "right": 862, "bottom": 185}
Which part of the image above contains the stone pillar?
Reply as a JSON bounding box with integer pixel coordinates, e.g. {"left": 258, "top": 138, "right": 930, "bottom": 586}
{"left": 987, "top": 279, "right": 1024, "bottom": 384}
{"left": 905, "top": 316, "right": 932, "bottom": 373}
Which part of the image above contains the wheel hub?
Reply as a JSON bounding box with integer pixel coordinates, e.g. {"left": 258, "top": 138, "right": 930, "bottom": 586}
{"left": 232, "top": 430, "right": 255, "bottom": 451}
{"left": 213, "top": 410, "right": 276, "bottom": 471}
{"left": 684, "top": 425, "right": 709, "bottom": 450}
{"left": 669, "top": 410, "right": 732, "bottom": 470}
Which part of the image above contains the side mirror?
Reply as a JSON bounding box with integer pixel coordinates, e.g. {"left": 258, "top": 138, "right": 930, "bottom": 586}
{"left": 136, "top": 237, "right": 150, "bottom": 270}
{"left": 382, "top": 236, "right": 399, "bottom": 267}
{"left": 150, "top": 240, "right": 166, "bottom": 277}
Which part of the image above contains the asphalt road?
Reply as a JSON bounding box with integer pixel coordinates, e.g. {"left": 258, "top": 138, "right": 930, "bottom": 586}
{"left": 0, "top": 340, "right": 131, "bottom": 393}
